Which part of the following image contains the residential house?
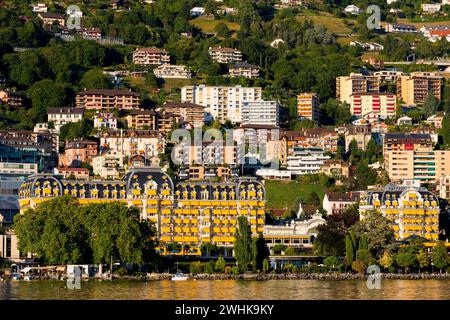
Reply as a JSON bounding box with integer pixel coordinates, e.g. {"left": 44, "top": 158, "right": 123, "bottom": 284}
{"left": 37, "top": 12, "right": 65, "bottom": 27}
{"left": 54, "top": 167, "right": 90, "bottom": 180}
{"left": 47, "top": 107, "right": 84, "bottom": 132}
{"left": 323, "top": 192, "right": 359, "bottom": 216}
{"left": 321, "top": 159, "right": 350, "bottom": 179}
{"left": 58, "top": 139, "right": 98, "bottom": 167}
{"left": 153, "top": 64, "right": 191, "bottom": 79}
{"left": 208, "top": 47, "right": 242, "bottom": 64}
{"left": 229, "top": 62, "right": 259, "bottom": 78}
{"left": 132, "top": 47, "right": 170, "bottom": 66}
{"left": 93, "top": 112, "right": 118, "bottom": 130}
{"left": 384, "top": 23, "right": 417, "bottom": 33}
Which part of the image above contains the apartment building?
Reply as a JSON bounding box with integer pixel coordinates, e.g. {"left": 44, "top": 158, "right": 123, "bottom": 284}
{"left": 0, "top": 130, "right": 57, "bottom": 171}
{"left": 437, "top": 175, "right": 450, "bottom": 199}
{"left": 156, "top": 111, "right": 176, "bottom": 136}
{"left": 323, "top": 192, "right": 359, "bottom": 216}
{"left": 208, "top": 46, "right": 242, "bottom": 64}
{"left": 18, "top": 168, "right": 266, "bottom": 252}
{"left": 383, "top": 133, "right": 433, "bottom": 157}
{"left": 397, "top": 72, "right": 442, "bottom": 105}
{"left": 125, "top": 109, "right": 158, "bottom": 130}
{"left": 58, "top": 139, "right": 98, "bottom": 167}
{"left": 37, "top": 12, "right": 65, "bottom": 27}
{"left": 161, "top": 102, "right": 205, "bottom": 128}
{"left": 93, "top": 112, "right": 117, "bottom": 130}
{"left": 359, "top": 184, "right": 440, "bottom": 241}
{"left": 100, "top": 129, "right": 163, "bottom": 161}
{"left": 374, "top": 70, "right": 405, "bottom": 83}
{"left": 181, "top": 85, "right": 262, "bottom": 123}
{"left": 228, "top": 62, "right": 259, "bottom": 78}
{"left": 286, "top": 148, "right": 330, "bottom": 175}
{"left": 344, "top": 125, "right": 372, "bottom": 151}
{"left": 384, "top": 23, "right": 417, "bottom": 33}
{"left": 47, "top": 107, "right": 84, "bottom": 132}
{"left": 178, "top": 165, "right": 236, "bottom": 181}
{"left": 385, "top": 149, "right": 450, "bottom": 183}
{"left": 132, "top": 47, "right": 170, "bottom": 65}
{"left": 297, "top": 93, "right": 320, "bottom": 122}
{"left": 173, "top": 141, "right": 237, "bottom": 166}
{"left": 241, "top": 100, "right": 280, "bottom": 126}
{"left": 92, "top": 150, "right": 124, "bottom": 179}
{"left": 321, "top": 159, "right": 350, "bottom": 179}
{"left": 350, "top": 93, "right": 396, "bottom": 117}
{"left": 75, "top": 89, "right": 140, "bottom": 110}
{"left": 336, "top": 73, "right": 380, "bottom": 104}
{"left": 153, "top": 64, "right": 191, "bottom": 79}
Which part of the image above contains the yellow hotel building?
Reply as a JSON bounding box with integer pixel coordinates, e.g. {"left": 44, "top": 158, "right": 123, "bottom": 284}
{"left": 18, "top": 167, "right": 266, "bottom": 254}
{"left": 359, "top": 184, "right": 440, "bottom": 241}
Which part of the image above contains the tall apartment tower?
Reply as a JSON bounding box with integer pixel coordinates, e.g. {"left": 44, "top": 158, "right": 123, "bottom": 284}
{"left": 336, "top": 73, "right": 380, "bottom": 104}
{"left": 297, "top": 93, "right": 320, "bottom": 122}
{"left": 181, "top": 85, "right": 262, "bottom": 123}
{"left": 396, "top": 72, "right": 442, "bottom": 105}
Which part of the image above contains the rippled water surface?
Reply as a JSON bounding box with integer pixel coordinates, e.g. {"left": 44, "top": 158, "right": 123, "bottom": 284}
{"left": 1, "top": 279, "right": 449, "bottom": 300}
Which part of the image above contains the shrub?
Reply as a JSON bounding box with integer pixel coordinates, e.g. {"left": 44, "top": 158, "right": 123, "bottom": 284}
{"left": 215, "top": 257, "right": 226, "bottom": 273}
{"left": 204, "top": 260, "right": 215, "bottom": 274}
{"left": 284, "top": 247, "right": 296, "bottom": 256}
{"left": 189, "top": 261, "right": 203, "bottom": 275}
{"left": 224, "top": 266, "right": 232, "bottom": 274}
{"left": 115, "top": 266, "right": 129, "bottom": 277}
{"left": 231, "top": 266, "right": 240, "bottom": 275}
{"left": 273, "top": 244, "right": 286, "bottom": 254}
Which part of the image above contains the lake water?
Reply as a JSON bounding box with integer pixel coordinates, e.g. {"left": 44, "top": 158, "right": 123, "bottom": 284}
{"left": 1, "top": 279, "right": 449, "bottom": 300}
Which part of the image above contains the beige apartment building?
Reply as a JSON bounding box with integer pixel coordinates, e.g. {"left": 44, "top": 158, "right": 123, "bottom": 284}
{"left": 336, "top": 73, "right": 380, "bottom": 104}
{"left": 229, "top": 62, "right": 259, "bottom": 78}
{"left": 208, "top": 46, "right": 242, "bottom": 64}
{"left": 385, "top": 149, "right": 450, "bottom": 183}
{"left": 100, "top": 129, "right": 163, "bottom": 161}
{"left": 396, "top": 72, "right": 442, "bottom": 105}
{"left": 349, "top": 93, "right": 396, "bottom": 117}
{"left": 383, "top": 133, "right": 434, "bottom": 157}
{"left": 437, "top": 174, "right": 450, "bottom": 199}
{"left": 161, "top": 102, "right": 205, "bottom": 128}
{"left": 132, "top": 47, "right": 170, "bottom": 65}
{"left": 125, "top": 109, "right": 158, "bottom": 130}
{"left": 297, "top": 93, "right": 320, "bottom": 122}
{"left": 345, "top": 125, "right": 372, "bottom": 151}
{"left": 76, "top": 89, "right": 140, "bottom": 110}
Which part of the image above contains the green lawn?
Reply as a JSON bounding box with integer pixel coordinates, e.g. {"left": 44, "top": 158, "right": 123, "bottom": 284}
{"left": 264, "top": 180, "right": 325, "bottom": 210}
{"left": 191, "top": 16, "right": 240, "bottom": 34}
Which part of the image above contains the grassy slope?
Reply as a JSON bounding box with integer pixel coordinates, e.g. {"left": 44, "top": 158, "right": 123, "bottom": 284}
{"left": 264, "top": 180, "right": 325, "bottom": 210}
{"left": 191, "top": 16, "right": 240, "bottom": 34}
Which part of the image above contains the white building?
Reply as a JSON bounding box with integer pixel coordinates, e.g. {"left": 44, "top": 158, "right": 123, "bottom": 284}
{"left": 47, "top": 107, "right": 84, "bottom": 133}
{"left": 32, "top": 3, "right": 48, "bottom": 12}
{"left": 153, "top": 64, "right": 191, "bottom": 79}
{"left": 190, "top": 7, "right": 205, "bottom": 17}
{"left": 350, "top": 93, "right": 396, "bottom": 118}
{"left": 92, "top": 150, "right": 124, "bottom": 179}
{"left": 323, "top": 192, "right": 359, "bottom": 216}
{"left": 286, "top": 148, "right": 330, "bottom": 175}
{"left": 255, "top": 169, "right": 291, "bottom": 180}
{"left": 181, "top": 85, "right": 262, "bottom": 123}
{"left": 422, "top": 3, "right": 441, "bottom": 13}
{"left": 344, "top": 5, "right": 361, "bottom": 15}
{"left": 241, "top": 100, "right": 279, "bottom": 126}
{"left": 93, "top": 112, "right": 118, "bottom": 131}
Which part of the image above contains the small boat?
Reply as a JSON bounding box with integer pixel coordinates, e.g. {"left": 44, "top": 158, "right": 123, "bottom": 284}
{"left": 171, "top": 273, "right": 189, "bottom": 281}
{"left": 12, "top": 273, "right": 21, "bottom": 281}
{"left": 23, "top": 275, "right": 33, "bottom": 281}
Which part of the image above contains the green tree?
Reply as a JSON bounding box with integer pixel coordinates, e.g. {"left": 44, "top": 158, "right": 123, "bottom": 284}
{"left": 252, "top": 232, "right": 269, "bottom": 272}
{"left": 422, "top": 93, "right": 438, "bottom": 117}
{"left": 234, "top": 216, "right": 253, "bottom": 271}
{"left": 323, "top": 256, "right": 340, "bottom": 271}
{"left": 215, "top": 23, "right": 231, "bottom": 38}
{"left": 416, "top": 249, "right": 430, "bottom": 273}
{"left": 440, "top": 114, "right": 450, "bottom": 147}
{"left": 395, "top": 252, "right": 416, "bottom": 273}
{"left": 215, "top": 257, "right": 226, "bottom": 273}
{"left": 262, "top": 258, "right": 270, "bottom": 273}
{"left": 27, "top": 79, "right": 71, "bottom": 123}
{"left": 432, "top": 242, "right": 449, "bottom": 273}
{"left": 345, "top": 233, "right": 356, "bottom": 268}
{"left": 79, "top": 69, "right": 112, "bottom": 89}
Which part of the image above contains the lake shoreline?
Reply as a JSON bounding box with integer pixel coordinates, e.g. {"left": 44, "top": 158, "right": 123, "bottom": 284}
{"left": 121, "top": 272, "right": 450, "bottom": 281}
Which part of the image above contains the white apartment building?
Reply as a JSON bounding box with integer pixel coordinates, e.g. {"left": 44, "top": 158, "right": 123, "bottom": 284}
{"left": 153, "top": 64, "right": 191, "bottom": 79}
{"left": 92, "top": 150, "right": 124, "bottom": 179}
{"left": 47, "top": 107, "right": 84, "bottom": 132}
{"left": 241, "top": 100, "right": 280, "bottom": 126}
{"left": 286, "top": 148, "right": 330, "bottom": 175}
{"left": 208, "top": 47, "right": 242, "bottom": 64}
{"left": 350, "top": 93, "right": 396, "bottom": 118}
{"left": 181, "top": 85, "right": 262, "bottom": 123}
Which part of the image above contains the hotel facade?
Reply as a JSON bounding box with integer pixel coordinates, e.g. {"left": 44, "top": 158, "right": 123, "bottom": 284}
{"left": 18, "top": 168, "right": 266, "bottom": 253}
